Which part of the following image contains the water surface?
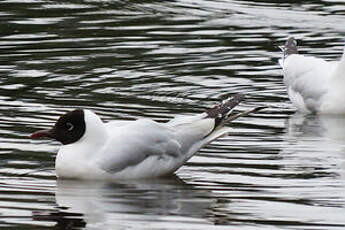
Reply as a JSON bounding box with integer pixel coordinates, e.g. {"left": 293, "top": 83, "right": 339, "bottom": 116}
{"left": 0, "top": 0, "right": 345, "bottom": 229}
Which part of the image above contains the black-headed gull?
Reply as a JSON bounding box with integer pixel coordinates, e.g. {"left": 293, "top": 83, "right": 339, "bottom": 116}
{"left": 30, "top": 94, "right": 263, "bottom": 180}
{"left": 279, "top": 37, "right": 345, "bottom": 114}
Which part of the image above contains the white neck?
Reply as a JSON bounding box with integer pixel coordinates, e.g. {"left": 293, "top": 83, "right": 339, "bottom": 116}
{"left": 80, "top": 110, "right": 108, "bottom": 146}
{"left": 337, "top": 48, "right": 345, "bottom": 72}
{"left": 332, "top": 48, "right": 345, "bottom": 80}
{"left": 59, "top": 110, "right": 108, "bottom": 156}
{"left": 56, "top": 110, "right": 108, "bottom": 178}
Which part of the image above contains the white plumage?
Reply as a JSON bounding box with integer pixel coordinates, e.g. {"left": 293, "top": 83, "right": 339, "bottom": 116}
{"left": 56, "top": 111, "right": 225, "bottom": 180}
{"left": 279, "top": 37, "right": 345, "bottom": 114}
{"left": 31, "top": 95, "right": 262, "bottom": 180}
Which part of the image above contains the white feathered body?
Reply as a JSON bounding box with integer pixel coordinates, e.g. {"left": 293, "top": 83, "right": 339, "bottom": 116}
{"left": 55, "top": 110, "right": 231, "bottom": 180}
{"left": 281, "top": 51, "right": 345, "bottom": 114}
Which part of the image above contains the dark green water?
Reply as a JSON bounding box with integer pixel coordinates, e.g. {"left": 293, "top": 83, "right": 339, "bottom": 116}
{"left": 0, "top": 0, "right": 345, "bottom": 229}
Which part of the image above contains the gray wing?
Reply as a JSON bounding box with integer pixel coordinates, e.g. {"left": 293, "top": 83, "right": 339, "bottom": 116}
{"left": 98, "top": 119, "right": 182, "bottom": 173}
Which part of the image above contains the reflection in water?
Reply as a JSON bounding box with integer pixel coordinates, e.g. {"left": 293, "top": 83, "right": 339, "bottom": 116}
{"left": 33, "top": 209, "right": 86, "bottom": 230}
{"left": 1, "top": 0, "right": 345, "bottom": 229}
{"left": 285, "top": 114, "right": 345, "bottom": 180}
{"left": 34, "top": 176, "right": 217, "bottom": 229}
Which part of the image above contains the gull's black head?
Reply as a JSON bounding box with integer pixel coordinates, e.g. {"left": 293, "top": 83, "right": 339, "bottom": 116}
{"left": 31, "top": 109, "right": 86, "bottom": 145}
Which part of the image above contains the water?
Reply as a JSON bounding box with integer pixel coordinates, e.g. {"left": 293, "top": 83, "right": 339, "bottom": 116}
{"left": 0, "top": 0, "right": 345, "bottom": 229}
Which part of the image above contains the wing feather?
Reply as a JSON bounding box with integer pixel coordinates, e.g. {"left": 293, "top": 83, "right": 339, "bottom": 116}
{"left": 98, "top": 119, "right": 182, "bottom": 173}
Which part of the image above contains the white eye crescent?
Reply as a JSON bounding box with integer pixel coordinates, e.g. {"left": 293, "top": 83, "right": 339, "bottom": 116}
{"left": 66, "top": 122, "right": 74, "bottom": 131}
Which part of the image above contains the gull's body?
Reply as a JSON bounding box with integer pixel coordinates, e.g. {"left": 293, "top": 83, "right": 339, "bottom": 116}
{"left": 279, "top": 37, "right": 345, "bottom": 114}
{"left": 31, "top": 95, "right": 262, "bottom": 180}
{"left": 55, "top": 112, "right": 226, "bottom": 180}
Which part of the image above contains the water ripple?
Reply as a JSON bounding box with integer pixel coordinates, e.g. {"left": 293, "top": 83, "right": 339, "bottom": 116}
{"left": 0, "top": 0, "right": 345, "bottom": 229}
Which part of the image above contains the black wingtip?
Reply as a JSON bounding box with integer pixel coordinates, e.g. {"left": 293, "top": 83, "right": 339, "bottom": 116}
{"left": 251, "top": 106, "right": 267, "bottom": 113}
{"left": 225, "top": 106, "right": 267, "bottom": 123}
{"left": 206, "top": 94, "right": 245, "bottom": 119}
{"left": 232, "top": 93, "right": 245, "bottom": 101}
{"left": 283, "top": 37, "right": 298, "bottom": 57}
{"left": 205, "top": 94, "right": 246, "bottom": 130}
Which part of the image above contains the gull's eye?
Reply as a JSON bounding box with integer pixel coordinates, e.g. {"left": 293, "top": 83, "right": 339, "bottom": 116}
{"left": 66, "top": 122, "right": 74, "bottom": 131}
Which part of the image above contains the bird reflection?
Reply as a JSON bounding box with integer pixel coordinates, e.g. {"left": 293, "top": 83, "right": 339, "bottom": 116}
{"left": 286, "top": 113, "right": 345, "bottom": 141}
{"left": 284, "top": 113, "right": 345, "bottom": 179}
{"left": 33, "top": 175, "right": 217, "bottom": 229}
{"left": 32, "top": 209, "right": 86, "bottom": 230}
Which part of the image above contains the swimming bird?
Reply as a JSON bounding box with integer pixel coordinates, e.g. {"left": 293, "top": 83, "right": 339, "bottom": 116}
{"left": 279, "top": 37, "right": 345, "bottom": 114}
{"left": 30, "top": 94, "right": 263, "bottom": 180}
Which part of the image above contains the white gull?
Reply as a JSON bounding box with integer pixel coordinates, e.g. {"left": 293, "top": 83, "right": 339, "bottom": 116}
{"left": 30, "top": 94, "right": 263, "bottom": 180}
{"left": 279, "top": 37, "right": 345, "bottom": 114}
